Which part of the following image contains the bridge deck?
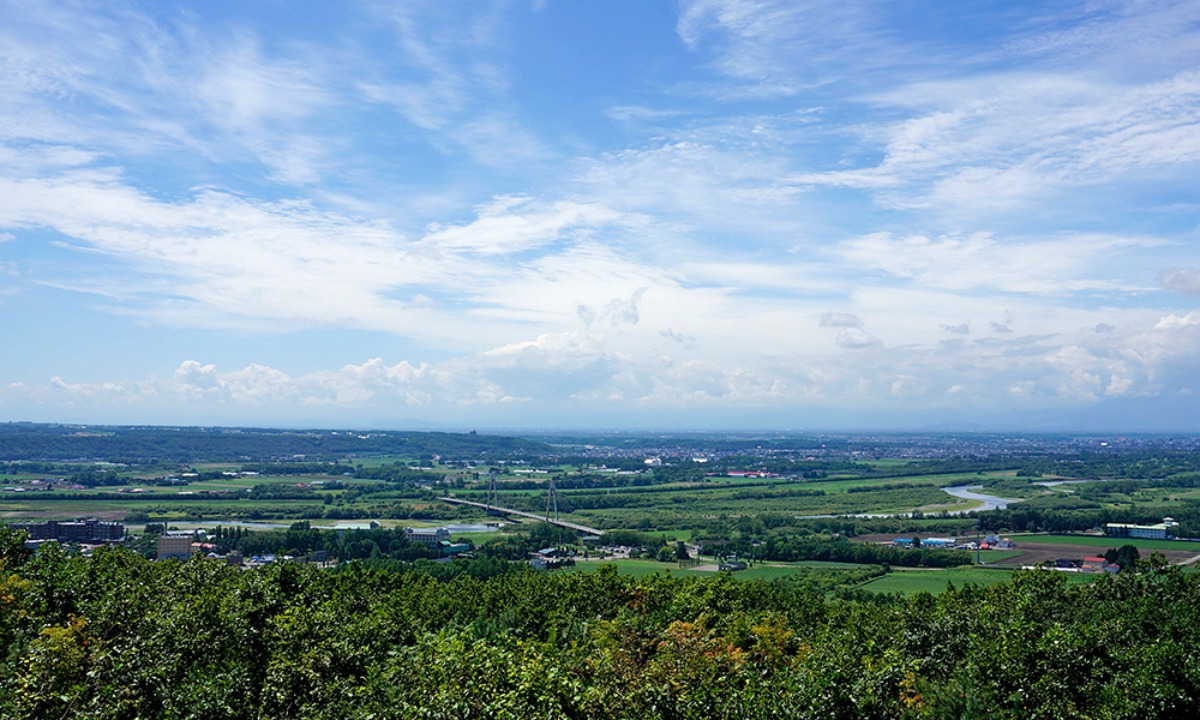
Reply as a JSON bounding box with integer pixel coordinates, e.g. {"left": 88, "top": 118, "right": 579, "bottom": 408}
{"left": 441, "top": 496, "right": 605, "bottom": 536}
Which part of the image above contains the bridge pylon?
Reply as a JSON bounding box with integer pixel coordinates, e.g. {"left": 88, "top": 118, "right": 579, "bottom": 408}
{"left": 545, "top": 475, "right": 559, "bottom": 521}
{"left": 485, "top": 472, "right": 498, "bottom": 513}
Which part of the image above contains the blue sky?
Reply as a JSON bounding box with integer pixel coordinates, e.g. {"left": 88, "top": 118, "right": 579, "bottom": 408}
{"left": 1, "top": 0, "right": 1199, "bottom": 431}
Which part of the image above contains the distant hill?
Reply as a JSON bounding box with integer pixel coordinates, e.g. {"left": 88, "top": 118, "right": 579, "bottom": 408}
{"left": 0, "top": 423, "right": 549, "bottom": 463}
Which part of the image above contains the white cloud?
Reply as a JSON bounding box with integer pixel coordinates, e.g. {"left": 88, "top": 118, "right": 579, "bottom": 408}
{"left": 0, "top": 170, "right": 458, "bottom": 333}
{"left": 1160, "top": 268, "right": 1200, "bottom": 295}
{"left": 1155, "top": 312, "right": 1200, "bottom": 331}
{"left": 840, "top": 231, "right": 1153, "bottom": 295}
{"left": 1004, "top": 1, "right": 1200, "bottom": 78}
{"left": 2, "top": 299, "right": 1198, "bottom": 425}
{"left": 422, "top": 196, "right": 621, "bottom": 255}
{"left": 0, "top": 2, "right": 349, "bottom": 186}
{"left": 1, "top": 0, "right": 1198, "bottom": 429}
{"left": 676, "top": 0, "right": 893, "bottom": 98}
{"left": 606, "top": 105, "right": 687, "bottom": 122}
{"left": 578, "top": 141, "right": 804, "bottom": 239}
{"left": 829, "top": 70, "right": 1200, "bottom": 216}
{"left": 835, "top": 327, "right": 879, "bottom": 350}
{"left": 195, "top": 36, "right": 330, "bottom": 134}
{"left": 819, "top": 312, "right": 861, "bottom": 328}
{"left": 354, "top": 2, "right": 548, "bottom": 168}
{"left": 0, "top": 166, "right": 666, "bottom": 348}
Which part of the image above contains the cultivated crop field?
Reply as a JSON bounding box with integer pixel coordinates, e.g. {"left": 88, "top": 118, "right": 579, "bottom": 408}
{"left": 992, "top": 534, "right": 1200, "bottom": 566}
{"left": 1013, "top": 533, "right": 1197, "bottom": 551}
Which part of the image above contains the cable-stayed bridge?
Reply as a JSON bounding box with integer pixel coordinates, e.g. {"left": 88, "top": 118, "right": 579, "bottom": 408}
{"left": 440, "top": 496, "right": 605, "bottom": 536}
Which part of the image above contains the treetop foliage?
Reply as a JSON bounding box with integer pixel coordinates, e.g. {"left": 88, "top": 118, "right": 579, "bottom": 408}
{"left": 1, "top": 534, "right": 1198, "bottom": 719}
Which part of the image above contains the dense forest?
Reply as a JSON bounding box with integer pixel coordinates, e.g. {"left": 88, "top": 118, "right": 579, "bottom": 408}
{"left": 1, "top": 529, "right": 1198, "bottom": 719}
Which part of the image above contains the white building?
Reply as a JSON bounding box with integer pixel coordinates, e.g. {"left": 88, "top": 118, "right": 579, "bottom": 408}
{"left": 405, "top": 527, "right": 451, "bottom": 546}
{"left": 1105, "top": 517, "right": 1178, "bottom": 540}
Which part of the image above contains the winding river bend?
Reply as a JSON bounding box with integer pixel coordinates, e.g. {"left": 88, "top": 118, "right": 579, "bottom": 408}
{"left": 938, "top": 484, "right": 1022, "bottom": 514}
{"left": 799, "top": 484, "right": 1024, "bottom": 519}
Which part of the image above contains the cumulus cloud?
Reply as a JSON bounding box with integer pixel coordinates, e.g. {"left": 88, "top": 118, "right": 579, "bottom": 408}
{"left": 3, "top": 299, "right": 1199, "bottom": 426}
{"left": 1160, "top": 268, "right": 1200, "bottom": 295}
{"left": 835, "top": 327, "right": 879, "bottom": 349}
{"left": 600, "top": 289, "right": 646, "bottom": 327}
{"left": 1155, "top": 312, "right": 1200, "bottom": 331}
{"left": 941, "top": 323, "right": 969, "bottom": 335}
{"left": 820, "top": 311, "right": 862, "bottom": 328}
{"left": 660, "top": 328, "right": 697, "bottom": 349}
{"left": 174, "top": 360, "right": 220, "bottom": 389}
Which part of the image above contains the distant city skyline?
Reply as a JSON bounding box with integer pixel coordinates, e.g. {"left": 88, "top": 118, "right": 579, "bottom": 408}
{"left": 1, "top": 1, "right": 1198, "bottom": 432}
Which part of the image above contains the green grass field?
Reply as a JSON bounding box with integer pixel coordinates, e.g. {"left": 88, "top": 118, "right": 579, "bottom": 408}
{"left": 568, "top": 558, "right": 879, "bottom": 582}
{"left": 855, "top": 566, "right": 1096, "bottom": 595}
{"left": 727, "top": 564, "right": 849, "bottom": 581}
{"left": 856, "top": 567, "right": 1015, "bottom": 595}
{"left": 565, "top": 558, "right": 1059, "bottom": 596}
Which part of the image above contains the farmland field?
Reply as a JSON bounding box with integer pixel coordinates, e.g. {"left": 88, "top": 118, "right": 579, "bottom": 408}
{"left": 985, "top": 536, "right": 1200, "bottom": 567}
{"left": 569, "top": 558, "right": 711, "bottom": 578}
{"left": 569, "top": 557, "right": 889, "bottom": 591}
{"left": 856, "top": 567, "right": 1016, "bottom": 594}
{"left": 855, "top": 566, "right": 1097, "bottom": 595}
{"left": 1012, "top": 533, "right": 1199, "bottom": 551}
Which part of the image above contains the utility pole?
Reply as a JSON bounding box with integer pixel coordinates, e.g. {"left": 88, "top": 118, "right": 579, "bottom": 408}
{"left": 976, "top": 518, "right": 982, "bottom": 565}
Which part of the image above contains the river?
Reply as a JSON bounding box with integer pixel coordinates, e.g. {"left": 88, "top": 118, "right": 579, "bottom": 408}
{"left": 938, "top": 484, "right": 1023, "bottom": 513}
{"left": 798, "top": 484, "right": 1023, "bottom": 519}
